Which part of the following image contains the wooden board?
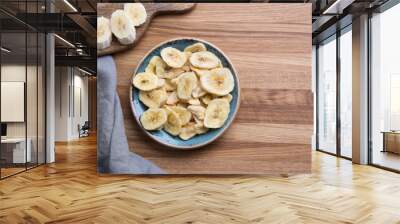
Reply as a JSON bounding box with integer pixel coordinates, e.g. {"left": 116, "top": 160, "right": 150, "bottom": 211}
{"left": 97, "top": 3, "right": 196, "bottom": 56}
{"left": 114, "top": 3, "right": 313, "bottom": 175}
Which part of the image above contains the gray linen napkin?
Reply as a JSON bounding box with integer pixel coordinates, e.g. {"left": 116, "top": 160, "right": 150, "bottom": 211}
{"left": 97, "top": 56, "right": 164, "bottom": 174}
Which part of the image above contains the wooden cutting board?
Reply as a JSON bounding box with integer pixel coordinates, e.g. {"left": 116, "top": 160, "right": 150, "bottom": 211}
{"left": 113, "top": 3, "right": 313, "bottom": 175}
{"left": 97, "top": 3, "right": 196, "bottom": 56}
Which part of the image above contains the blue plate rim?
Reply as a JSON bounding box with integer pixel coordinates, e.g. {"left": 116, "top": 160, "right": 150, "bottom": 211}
{"left": 129, "top": 37, "right": 241, "bottom": 150}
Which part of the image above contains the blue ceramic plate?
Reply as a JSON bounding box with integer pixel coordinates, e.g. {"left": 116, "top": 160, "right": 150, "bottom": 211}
{"left": 130, "top": 38, "right": 240, "bottom": 149}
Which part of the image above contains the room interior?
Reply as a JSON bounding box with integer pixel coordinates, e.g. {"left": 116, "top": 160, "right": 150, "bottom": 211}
{"left": 0, "top": 0, "right": 97, "bottom": 179}
{"left": 313, "top": 0, "right": 400, "bottom": 172}
{"left": 0, "top": 0, "right": 399, "bottom": 222}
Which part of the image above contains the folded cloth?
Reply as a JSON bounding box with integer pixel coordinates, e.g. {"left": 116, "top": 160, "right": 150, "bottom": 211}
{"left": 97, "top": 56, "right": 164, "bottom": 174}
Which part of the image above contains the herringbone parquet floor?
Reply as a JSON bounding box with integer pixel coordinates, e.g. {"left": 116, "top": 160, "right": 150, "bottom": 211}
{"left": 1, "top": 135, "right": 400, "bottom": 224}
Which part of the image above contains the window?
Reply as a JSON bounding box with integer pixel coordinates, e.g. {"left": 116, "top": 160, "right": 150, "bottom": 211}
{"left": 317, "top": 35, "right": 337, "bottom": 154}
{"left": 0, "top": 1, "right": 47, "bottom": 179}
{"left": 339, "top": 27, "right": 352, "bottom": 158}
{"left": 370, "top": 3, "right": 400, "bottom": 171}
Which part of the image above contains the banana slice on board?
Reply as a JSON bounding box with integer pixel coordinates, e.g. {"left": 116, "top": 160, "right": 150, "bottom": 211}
{"left": 110, "top": 10, "right": 136, "bottom": 45}
{"left": 179, "top": 122, "right": 197, "bottom": 140}
{"left": 164, "top": 109, "right": 182, "bottom": 136}
{"left": 161, "top": 47, "right": 187, "bottom": 68}
{"left": 140, "top": 108, "right": 167, "bottom": 130}
{"left": 200, "top": 68, "right": 234, "bottom": 96}
{"left": 177, "top": 72, "right": 198, "bottom": 100}
{"left": 189, "top": 51, "right": 220, "bottom": 69}
{"left": 97, "top": 17, "right": 112, "bottom": 50}
{"left": 139, "top": 88, "right": 167, "bottom": 108}
{"left": 170, "top": 106, "right": 192, "bottom": 125}
{"left": 133, "top": 72, "right": 159, "bottom": 91}
{"left": 204, "top": 99, "right": 230, "bottom": 129}
{"left": 184, "top": 43, "right": 207, "bottom": 53}
{"left": 124, "top": 3, "right": 147, "bottom": 27}
{"left": 145, "top": 56, "right": 167, "bottom": 77}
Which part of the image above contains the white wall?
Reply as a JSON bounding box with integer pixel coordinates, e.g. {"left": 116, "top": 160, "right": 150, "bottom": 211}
{"left": 1, "top": 63, "right": 46, "bottom": 164}
{"left": 1, "top": 65, "right": 35, "bottom": 137}
{"left": 54, "top": 67, "right": 89, "bottom": 141}
{"left": 55, "top": 66, "right": 70, "bottom": 141}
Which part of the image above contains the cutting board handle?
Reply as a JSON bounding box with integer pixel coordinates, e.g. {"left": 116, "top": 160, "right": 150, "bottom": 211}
{"left": 153, "top": 3, "right": 196, "bottom": 15}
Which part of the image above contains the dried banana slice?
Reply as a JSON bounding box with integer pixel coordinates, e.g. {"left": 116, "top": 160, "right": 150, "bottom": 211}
{"left": 166, "top": 91, "right": 179, "bottom": 105}
{"left": 133, "top": 72, "right": 159, "bottom": 91}
{"left": 124, "top": 3, "right": 147, "bottom": 26}
{"left": 194, "top": 118, "right": 208, "bottom": 134}
{"left": 188, "top": 105, "right": 206, "bottom": 120}
{"left": 182, "top": 65, "right": 191, "bottom": 72}
{"left": 161, "top": 68, "right": 186, "bottom": 79}
{"left": 161, "top": 47, "right": 187, "bottom": 68}
{"left": 170, "top": 106, "right": 192, "bottom": 125}
{"left": 177, "top": 72, "right": 198, "bottom": 100}
{"left": 184, "top": 43, "right": 207, "bottom": 53}
{"left": 188, "top": 98, "right": 201, "bottom": 105}
{"left": 164, "top": 109, "right": 182, "bottom": 136}
{"left": 139, "top": 88, "right": 167, "bottom": 108}
{"left": 140, "top": 108, "right": 167, "bottom": 130}
{"left": 157, "top": 78, "right": 166, "bottom": 88}
{"left": 200, "top": 94, "right": 214, "bottom": 105}
{"left": 189, "top": 51, "right": 220, "bottom": 69}
{"left": 170, "top": 76, "right": 180, "bottom": 86}
{"left": 200, "top": 68, "right": 234, "bottom": 96}
{"left": 204, "top": 99, "right": 230, "bottom": 128}
{"left": 177, "top": 102, "right": 188, "bottom": 108}
{"left": 145, "top": 56, "right": 167, "bottom": 77}
{"left": 219, "top": 94, "right": 233, "bottom": 103}
{"left": 179, "top": 122, "right": 197, "bottom": 140}
{"left": 192, "top": 86, "right": 207, "bottom": 98}
{"left": 190, "top": 66, "right": 210, "bottom": 77}
{"left": 164, "top": 79, "right": 176, "bottom": 91}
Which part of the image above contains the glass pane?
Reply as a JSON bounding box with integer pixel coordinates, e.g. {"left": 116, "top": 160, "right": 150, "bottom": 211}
{"left": 371, "top": 3, "right": 400, "bottom": 171}
{"left": 318, "top": 36, "right": 337, "bottom": 154}
{"left": 1, "top": 30, "right": 27, "bottom": 177}
{"left": 38, "top": 33, "right": 45, "bottom": 165}
{"left": 27, "top": 31, "right": 38, "bottom": 169}
{"left": 340, "top": 28, "right": 352, "bottom": 158}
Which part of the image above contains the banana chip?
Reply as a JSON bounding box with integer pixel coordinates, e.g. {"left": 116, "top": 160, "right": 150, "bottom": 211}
{"left": 139, "top": 88, "right": 167, "bottom": 108}
{"left": 184, "top": 43, "right": 207, "bottom": 53}
{"left": 145, "top": 56, "right": 167, "bottom": 77}
{"left": 134, "top": 42, "right": 235, "bottom": 140}
{"left": 140, "top": 108, "right": 167, "bottom": 130}
{"left": 179, "top": 122, "right": 197, "bottom": 140}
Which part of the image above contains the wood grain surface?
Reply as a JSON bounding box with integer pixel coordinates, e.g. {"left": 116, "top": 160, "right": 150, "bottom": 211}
{"left": 97, "top": 3, "right": 195, "bottom": 56}
{"left": 113, "top": 3, "right": 313, "bottom": 174}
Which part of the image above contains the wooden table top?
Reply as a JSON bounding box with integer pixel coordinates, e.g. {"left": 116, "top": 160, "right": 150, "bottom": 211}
{"left": 113, "top": 3, "right": 313, "bottom": 174}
